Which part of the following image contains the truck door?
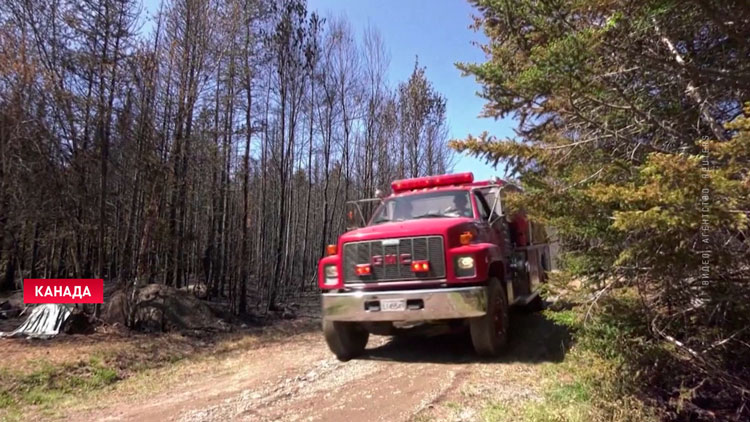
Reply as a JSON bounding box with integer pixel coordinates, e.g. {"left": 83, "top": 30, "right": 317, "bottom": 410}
{"left": 472, "top": 191, "right": 502, "bottom": 245}
{"left": 475, "top": 190, "right": 512, "bottom": 253}
{"left": 478, "top": 187, "right": 533, "bottom": 298}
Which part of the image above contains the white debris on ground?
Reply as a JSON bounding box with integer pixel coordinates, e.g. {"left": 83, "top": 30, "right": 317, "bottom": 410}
{"left": 0, "top": 303, "right": 72, "bottom": 339}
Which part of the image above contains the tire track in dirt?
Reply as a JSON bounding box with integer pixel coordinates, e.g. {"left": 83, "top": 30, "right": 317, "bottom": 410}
{"left": 81, "top": 313, "right": 568, "bottom": 422}
{"left": 249, "top": 361, "right": 469, "bottom": 422}
{"left": 93, "top": 333, "right": 332, "bottom": 422}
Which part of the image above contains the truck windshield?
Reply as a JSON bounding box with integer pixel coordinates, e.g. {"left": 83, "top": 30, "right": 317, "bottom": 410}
{"left": 370, "top": 190, "right": 473, "bottom": 225}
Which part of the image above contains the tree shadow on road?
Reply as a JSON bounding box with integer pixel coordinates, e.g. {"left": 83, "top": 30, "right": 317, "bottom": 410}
{"left": 359, "top": 311, "right": 572, "bottom": 364}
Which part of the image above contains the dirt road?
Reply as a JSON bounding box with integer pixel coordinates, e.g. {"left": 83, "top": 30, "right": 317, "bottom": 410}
{"left": 80, "top": 314, "right": 569, "bottom": 422}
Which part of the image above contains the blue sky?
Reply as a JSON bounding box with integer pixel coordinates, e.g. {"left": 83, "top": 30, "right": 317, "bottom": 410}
{"left": 141, "top": 0, "right": 515, "bottom": 180}
{"left": 308, "top": 0, "right": 514, "bottom": 180}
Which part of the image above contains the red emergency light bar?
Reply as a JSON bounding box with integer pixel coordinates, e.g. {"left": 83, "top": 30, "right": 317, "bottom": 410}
{"left": 391, "top": 172, "right": 474, "bottom": 193}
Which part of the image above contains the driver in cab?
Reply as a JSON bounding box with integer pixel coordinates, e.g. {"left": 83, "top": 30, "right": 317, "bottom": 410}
{"left": 446, "top": 194, "right": 472, "bottom": 217}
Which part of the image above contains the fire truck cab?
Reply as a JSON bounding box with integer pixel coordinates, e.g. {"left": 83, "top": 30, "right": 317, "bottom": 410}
{"left": 318, "top": 172, "right": 551, "bottom": 360}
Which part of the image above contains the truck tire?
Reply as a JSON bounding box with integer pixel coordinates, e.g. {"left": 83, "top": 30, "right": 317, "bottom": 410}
{"left": 470, "top": 277, "right": 510, "bottom": 357}
{"left": 323, "top": 320, "right": 369, "bottom": 361}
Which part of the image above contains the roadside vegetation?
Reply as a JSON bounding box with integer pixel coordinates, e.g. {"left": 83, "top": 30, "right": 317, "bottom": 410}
{"left": 0, "top": 332, "right": 206, "bottom": 421}
{"left": 0, "top": 319, "right": 319, "bottom": 421}
{"left": 471, "top": 302, "right": 655, "bottom": 422}
{"left": 0, "top": 358, "right": 119, "bottom": 421}
{"left": 454, "top": 2, "right": 750, "bottom": 419}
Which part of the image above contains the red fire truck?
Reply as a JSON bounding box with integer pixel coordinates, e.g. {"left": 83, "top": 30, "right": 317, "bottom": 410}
{"left": 317, "top": 172, "right": 551, "bottom": 360}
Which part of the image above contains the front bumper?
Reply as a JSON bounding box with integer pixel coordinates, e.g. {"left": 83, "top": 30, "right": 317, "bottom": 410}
{"left": 322, "top": 286, "right": 487, "bottom": 322}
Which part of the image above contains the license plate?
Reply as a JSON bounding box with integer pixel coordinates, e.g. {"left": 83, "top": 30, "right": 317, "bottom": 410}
{"left": 380, "top": 298, "right": 407, "bottom": 312}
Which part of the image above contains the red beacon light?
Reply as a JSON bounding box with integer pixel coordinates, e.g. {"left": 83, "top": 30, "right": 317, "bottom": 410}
{"left": 391, "top": 172, "right": 474, "bottom": 193}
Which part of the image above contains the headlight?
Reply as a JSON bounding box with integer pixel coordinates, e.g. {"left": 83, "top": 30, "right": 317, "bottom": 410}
{"left": 457, "top": 256, "right": 475, "bottom": 270}
{"left": 324, "top": 265, "right": 338, "bottom": 278}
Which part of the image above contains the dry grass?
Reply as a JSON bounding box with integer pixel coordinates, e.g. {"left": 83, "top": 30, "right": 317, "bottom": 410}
{"left": 0, "top": 318, "right": 320, "bottom": 421}
{"left": 408, "top": 307, "right": 657, "bottom": 422}
{"left": 473, "top": 308, "right": 658, "bottom": 422}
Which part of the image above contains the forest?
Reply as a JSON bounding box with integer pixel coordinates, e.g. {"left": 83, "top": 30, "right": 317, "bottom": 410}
{"left": 0, "top": 0, "right": 453, "bottom": 312}
{"left": 2, "top": 0, "right": 750, "bottom": 420}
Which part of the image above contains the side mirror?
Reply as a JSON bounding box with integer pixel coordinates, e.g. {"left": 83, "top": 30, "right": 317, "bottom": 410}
{"left": 374, "top": 188, "right": 385, "bottom": 199}
{"left": 489, "top": 191, "right": 504, "bottom": 225}
{"left": 345, "top": 202, "right": 367, "bottom": 230}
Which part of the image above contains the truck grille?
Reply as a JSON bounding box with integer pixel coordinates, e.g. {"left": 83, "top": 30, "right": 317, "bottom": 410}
{"left": 342, "top": 236, "right": 445, "bottom": 283}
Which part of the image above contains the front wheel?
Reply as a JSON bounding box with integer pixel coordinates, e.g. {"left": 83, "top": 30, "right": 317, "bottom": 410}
{"left": 470, "top": 277, "right": 510, "bottom": 357}
{"left": 323, "top": 320, "right": 369, "bottom": 361}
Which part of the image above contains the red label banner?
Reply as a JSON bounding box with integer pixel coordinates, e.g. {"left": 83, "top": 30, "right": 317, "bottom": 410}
{"left": 23, "top": 279, "right": 104, "bottom": 304}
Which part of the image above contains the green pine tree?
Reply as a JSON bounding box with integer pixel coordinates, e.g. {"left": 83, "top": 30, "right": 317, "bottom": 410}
{"left": 454, "top": 1, "right": 750, "bottom": 419}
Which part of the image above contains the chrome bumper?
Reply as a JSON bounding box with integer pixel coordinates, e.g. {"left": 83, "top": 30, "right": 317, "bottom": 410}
{"left": 322, "top": 286, "right": 487, "bottom": 322}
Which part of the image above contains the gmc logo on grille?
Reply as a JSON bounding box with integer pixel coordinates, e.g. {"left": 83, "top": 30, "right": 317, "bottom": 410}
{"left": 371, "top": 253, "right": 411, "bottom": 266}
